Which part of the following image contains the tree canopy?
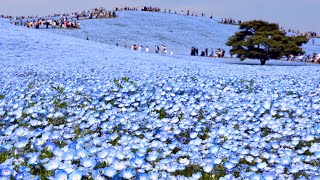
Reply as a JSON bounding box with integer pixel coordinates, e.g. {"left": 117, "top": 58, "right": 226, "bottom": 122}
{"left": 226, "top": 20, "right": 308, "bottom": 65}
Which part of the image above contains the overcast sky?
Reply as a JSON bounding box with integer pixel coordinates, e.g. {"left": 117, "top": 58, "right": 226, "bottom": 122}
{"left": 0, "top": 0, "right": 319, "bottom": 33}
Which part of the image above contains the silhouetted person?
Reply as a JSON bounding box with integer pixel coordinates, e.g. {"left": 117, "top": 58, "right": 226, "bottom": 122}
{"left": 221, "top": 49, "right": 225, "bottom": 57}
{"left": 191, "top": 47, "right": 195, "bottom": 56}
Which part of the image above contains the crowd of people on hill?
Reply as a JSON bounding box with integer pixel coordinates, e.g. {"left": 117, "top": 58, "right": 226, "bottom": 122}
{"left": 311, "top": 53, "right": 320, "bottom": 63}
{"left": 6, "top": 7, "right": 116, "bottom": 29}
{"left": 116, "top": 42, "right": 174, "bottom": 55}
{"left": 115, "top": 42, "right": 229, "bottom": 59}
{"left": 191, "top": 47, "right": 225, "bottom": 58}
{"left": 142, "top": 7, "right": 161, "bottom": 12}
{"left": 221, "top": 18, "right": 241, "bottom": 25}
{"left": 114, "top": 6, "right": 161, "bottom": 12}
{"left": 290, "top": 30, "right": 317, "bottom": 38}
{"left": 12, "top": 18, "right": 81, "bottom": 29}
{"left": 280, "top": 27, "right": 318, "bottom": 38}
{"left": 285, "top": 53, "right": 320, "bottom": 63}
{"left": 49, "top": 7, "right": 116, "bottom": 20}
{"left": 114, "top": 7, "right": 139, "bottom": 11}
{"left": 1, "top": 15, "right": 14, "bottom": 19}
{"left": 112, "top": 6, "right": 211, "bottom": 19}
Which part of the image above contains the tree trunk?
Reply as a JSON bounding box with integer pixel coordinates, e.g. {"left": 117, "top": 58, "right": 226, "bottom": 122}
{"left": 260, "top": 59, "right": 266, "bottom": 65}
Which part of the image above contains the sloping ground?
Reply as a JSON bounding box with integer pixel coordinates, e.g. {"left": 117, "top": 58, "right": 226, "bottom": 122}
{"left": 45, "top": 11, "right": 320, "bottom": 57}
{"left": 45, "top": 11, "right": 238, "bottom": 56}
{"left": 0, "top": 17, "right": 320, "bottom": 180}
{"left": 303, "top": 38, "right": 320, "bottom": 54}
{"left": 1, "top": 15, "right": 316, "bottom": 85}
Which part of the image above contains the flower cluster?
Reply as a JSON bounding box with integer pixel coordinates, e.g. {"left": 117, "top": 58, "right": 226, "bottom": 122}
{"left": 0, "top": 65, "right": 320, "bottom": 180}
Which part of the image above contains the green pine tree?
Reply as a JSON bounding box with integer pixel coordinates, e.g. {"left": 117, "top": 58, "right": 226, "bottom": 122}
{"left": 226, "top": 20, "right": 308, "bottom": 65}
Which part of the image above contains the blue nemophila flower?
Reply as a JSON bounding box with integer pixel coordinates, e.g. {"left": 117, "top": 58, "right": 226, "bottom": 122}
{"left": 15, "top": 137, "right": 29, "bottom": 149}
{"left": 213, "top": 157, "right": 222, "bottom": 165}
{"left": 262, "top": 172, "right": 276, "bottom": 180}
{"left": 97, "top": 149, "right": 109, "bottom": 159}
{"left": 132, "top": 156, "right": 144, "bottom": 166}
{"left": 54, "top": 169, "right": 68, "bottom": 180}
{"left": 1, "top": 157, "right": 13, "bottom": 167}
{"left": 250, "top": 173, "right": 262, "bottom": 180}
{"left": 43, "top": 159, "right": 61, "bottom": 171}
{"left": 75, "top": 148, "right": 87, "bottom": 159}
{"left": 19, "top": 166, "right": 30, "bottom": 173}
{"left": 103, "top": 167, "right": 117, "bottom": 178}
{"left": 203, "top": 164, "right": 213, "bottom": 173}
{"left": 179, "top": 158, "right": 190, "bottom": 166}
{"left": 62, "top": 151, "right": 75, "bottom": 161}
{"left": 309, "top": 143, "right": 320, "bottom": 153}
{"left": 138, "top": 173, "right": 149, "bottom": 180}
{"left": 149, "top": 172, "right": 159, "bottom": 180}
{"left": 27, "top": 153, "right": 39, "bottom": 165}
{"left": 105, "top": 156, "right": 115, "bottom": 165}
{"left": 257, "top": 162, "right": 268, "bottom": 170}
{"left": 81, "top": 158, "right": 96, "bottom": 168}
{"left": 112, "top": 161, "right": 126, "bottom": 171}
{"left": 88, "top": 166, "right": 100, "bottom": 178}
{"left": 29, "top": 119, "right": 42, "bottom": 127}
{"left": 147, "top": 151, "right": 159, "bottom": 162}
{"left": 68, "top": 170, "right": 82, "bottom": 180}
{"left": 14, "top": 172, "right": 26, "bottom": 180}
{"left": 189, "top": 132, "right": 198, "bottom": 139}
{"left": 50, "top": 131, "right": 61, "bottom": 140}
{"left": 224, "top": 162, "right": 235, "bottom": 170}
{"left": 280, "top": 157, "right": 291, "bottom": 165}
{"left": 52, "top": 147, "right": 63, "bottom": 157}
{"left": 121, "top": 168, "right": 136, "bottom": 179}
{"left": 88, "top": 146, "right": 98, "bottom": 154}
{"left": 0, "top": 167, "right": 12, "bottom": 176}
{"left": 116, "top": 151, "right": 125, "bottom": 160}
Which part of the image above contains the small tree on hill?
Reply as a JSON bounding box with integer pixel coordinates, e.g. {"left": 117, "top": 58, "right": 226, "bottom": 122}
{"left": 226, "top": 20, "right": 308, "bottom": 65}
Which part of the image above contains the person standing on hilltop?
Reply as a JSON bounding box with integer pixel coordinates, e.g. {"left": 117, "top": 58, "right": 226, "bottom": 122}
{"left": 191, "top": 47, "right": 195, "bottom": 56}
{"left": 221, "top": 49, "right": 225, "bottom": 57}
{"left": 52, "top": 20, "right": 56, "bottom": 28}
{"left": 35, "top": 21, "right": 40, "bottom": 29}
{"left": 45, "top": 20, "right": 49, "bottom": 29}
{"left": 145, "top": 46, "right": 149, "bottom": 53}
{"left": 155, "top": 45, "right": 159, "bottom": 53}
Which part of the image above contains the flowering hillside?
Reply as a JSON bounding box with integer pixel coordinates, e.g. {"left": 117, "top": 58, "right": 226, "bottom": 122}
{"left": 0, "top": 12, "right": 320, "bottom": 180}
